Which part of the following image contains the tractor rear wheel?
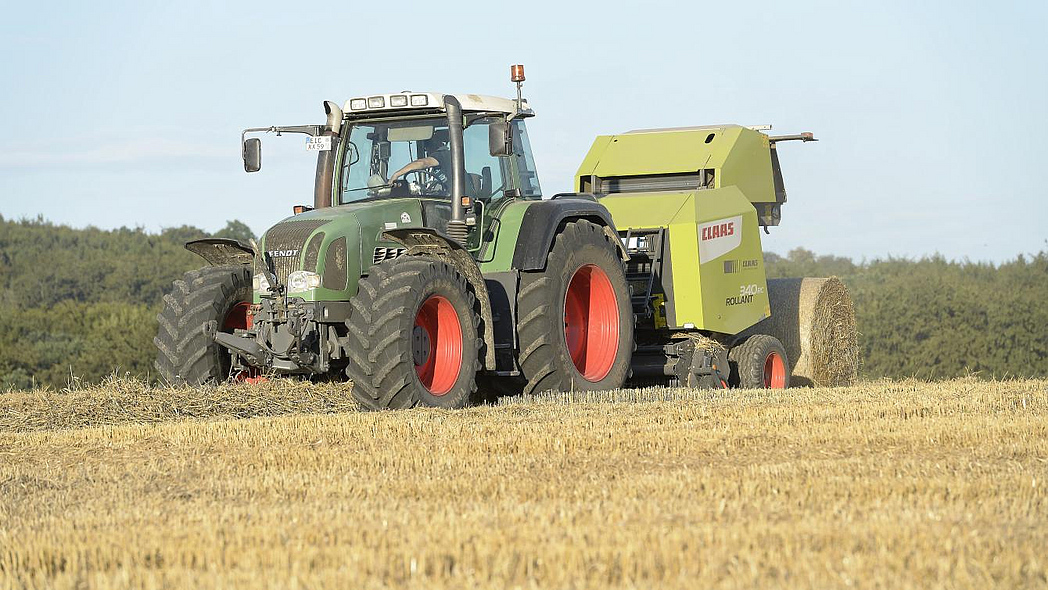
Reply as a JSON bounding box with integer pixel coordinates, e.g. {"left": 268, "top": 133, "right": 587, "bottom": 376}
{"left": 516, "top": 219, "right": 633, "bottom": 395}
{"left": 346, "top": 256, "right": 481, "bottom": 410}
{"left": 154, "top": 265, "right": 252, "bottom": 385}
{"left": 728, "top": 334, "right": 790, "bottom": 389}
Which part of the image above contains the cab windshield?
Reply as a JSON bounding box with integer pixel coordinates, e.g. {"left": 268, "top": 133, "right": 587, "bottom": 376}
{"left": 338, "top": 115, "right": 541, "bottom": 204}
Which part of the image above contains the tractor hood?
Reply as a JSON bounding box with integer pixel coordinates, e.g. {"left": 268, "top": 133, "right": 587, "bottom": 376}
{"left": 256, "top": 198, "right": 436, "bottom": 302}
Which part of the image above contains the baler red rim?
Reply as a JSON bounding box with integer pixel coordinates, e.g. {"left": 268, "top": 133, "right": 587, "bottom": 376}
{"left": 763, "top": 351, "right": 787, "bottom": 389}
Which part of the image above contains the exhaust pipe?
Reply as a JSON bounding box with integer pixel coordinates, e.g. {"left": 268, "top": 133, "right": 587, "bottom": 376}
{"left": 443, "top": 95, "right": 467, "bottom": 244}
{"left": 313, "top": 100, "right": 343, "bottom": 209}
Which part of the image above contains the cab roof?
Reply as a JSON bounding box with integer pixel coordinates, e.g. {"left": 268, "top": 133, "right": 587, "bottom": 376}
{"left": 343, "top": 92, "right": 532, "bottom": 117}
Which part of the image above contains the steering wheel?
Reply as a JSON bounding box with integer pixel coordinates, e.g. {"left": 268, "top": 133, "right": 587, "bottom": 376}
{"left": 405, "top": 169, "right": 447, "bottom": 194}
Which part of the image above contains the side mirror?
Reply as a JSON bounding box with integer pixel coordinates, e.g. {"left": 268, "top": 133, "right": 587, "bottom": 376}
{"left": 243, "top": 138, "right": 261, "bottom": 173}
{"left": 488, "top": 121, "right": 512, "bottom": 157}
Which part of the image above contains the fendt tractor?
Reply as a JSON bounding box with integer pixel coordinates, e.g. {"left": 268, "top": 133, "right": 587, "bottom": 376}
{"left": 154, "top": 65, "right": 817, "bottom": 409}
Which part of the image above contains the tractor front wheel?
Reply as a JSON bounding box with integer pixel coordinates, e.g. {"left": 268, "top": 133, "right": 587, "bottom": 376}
{"left": 346, "top": 256, "right": 481, "bottom": 410}
{"left": 154, "top": 265, "right": 252, "bottom": 385}
{"left": 516, "top": 219, "right": 633, "bottom": 395}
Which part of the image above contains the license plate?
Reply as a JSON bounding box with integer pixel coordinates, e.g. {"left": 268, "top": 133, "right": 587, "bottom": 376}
{"left": 305, "top": 136, "right": 332, "bottom": 152}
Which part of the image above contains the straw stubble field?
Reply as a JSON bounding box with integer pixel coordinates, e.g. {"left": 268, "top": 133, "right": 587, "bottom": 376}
{"left": 1, "top": 378, "right": 1046, "bottom": 589}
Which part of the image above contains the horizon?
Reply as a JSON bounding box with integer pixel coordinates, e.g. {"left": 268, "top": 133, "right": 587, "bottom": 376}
{"left": 5, "top": 211, "right": 1045, "bottom": 266}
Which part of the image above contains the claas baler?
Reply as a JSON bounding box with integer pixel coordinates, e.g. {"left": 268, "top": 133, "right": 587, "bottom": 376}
{"left": 576, "top": 124, "right": 816, "bottom": 387}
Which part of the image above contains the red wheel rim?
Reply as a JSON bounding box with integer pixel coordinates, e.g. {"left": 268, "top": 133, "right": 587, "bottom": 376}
{"left": 223, "top": 302, "right": 266, "bottom": 383}
{"left": 413, "top": 295, "right": 463, "bottom": 395}
{"left": 223, "top": 302, "right": 253, "bottom": 331}
{"left": 563, "top": 264, "right": 619, "bottom": 382}
{"left": 763, "top": 351, "right": 787, "bottom": 389}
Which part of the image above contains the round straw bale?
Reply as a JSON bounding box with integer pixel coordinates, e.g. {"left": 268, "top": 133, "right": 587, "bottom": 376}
{"left": 738, "top": 277, "right": 859, "bottom": 387}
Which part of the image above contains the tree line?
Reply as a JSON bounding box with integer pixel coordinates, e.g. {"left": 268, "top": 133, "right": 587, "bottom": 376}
{"left": 0, "top": 217, "right": 253, "bottom": 389}
{"left": 764, "top": 248, "right": 1048, "bottom": 380}
{"left": 0, "top": 215, "right": 1045, "bottom": 389}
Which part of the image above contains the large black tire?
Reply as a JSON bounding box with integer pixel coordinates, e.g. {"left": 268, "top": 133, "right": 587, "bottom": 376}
{"left": 346, "top": 256, "right": 481, "bottom": 410}
{"left": 728, "top": 334, "right": 790, "bottom": 389}
{"left": 154, "top": 265, "right": 251, "bottom": 385}
{"left": 516, "top": 219, "right": 633, "bottom": 395}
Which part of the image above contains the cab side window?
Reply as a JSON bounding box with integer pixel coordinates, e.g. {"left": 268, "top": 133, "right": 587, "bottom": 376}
{"left": 512, "top": 120, "right": 542, "bottom": 198}
{"left": 462, "top": 118, "right": 509, "bottom": 202}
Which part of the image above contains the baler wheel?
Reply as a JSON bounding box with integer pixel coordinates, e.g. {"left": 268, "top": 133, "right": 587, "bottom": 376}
{"left": 346, "top": 256, "right": 482, "bottom": 410}
{"left": 516, "top": 219, "right": 633, "bottom": 395}
{"left": 154, "top": 265, "right": 252, "bottom": 385}
{"left": 728, "top": 334, "right": 791, "bottom": 389}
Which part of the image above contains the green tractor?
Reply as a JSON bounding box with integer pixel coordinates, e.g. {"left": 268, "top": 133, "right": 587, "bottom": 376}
{"left": 155, "top": 66, "right": 817, "bottom": 409}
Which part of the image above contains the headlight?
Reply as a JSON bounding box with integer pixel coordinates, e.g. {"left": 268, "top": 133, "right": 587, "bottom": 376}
{"left": 253, "top": 273, "right": 271, "bottom": 293}
{"left": 410, "top": 94, "right": 428, "bottom": 107}
{"left": 389, "top": 94, "right": 408, "bottom": 107}
{"left": 287, "top": 271, "right": 322, "bottom": 292}
{"left": 367, "top": 96, "right": 385, "bottom": 109}
{"left": 349, "top": 98, "right": 366, "bottom": 110}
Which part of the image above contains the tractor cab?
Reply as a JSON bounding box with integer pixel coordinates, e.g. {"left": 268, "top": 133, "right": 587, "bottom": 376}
{"left": 241, "top": 91, "right": 543, "bottom": 245}
{"left": 337, "top": 93, "right": 542, "bottom": 207}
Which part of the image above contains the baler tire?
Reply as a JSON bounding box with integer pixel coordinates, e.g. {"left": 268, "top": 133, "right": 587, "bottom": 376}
{"left": 346, "top": 256, "right": 482, "bottom": 411}
{"left": 153, "top": 265, "right": 252, "bottom": 385}
{"left": 728, "top": 334, "right": 790, "bottom": 389}
{"left": 516, "top": 219, "right": 633, "bottom": 395}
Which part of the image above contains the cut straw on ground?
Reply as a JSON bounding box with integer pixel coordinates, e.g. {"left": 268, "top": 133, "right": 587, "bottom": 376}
{"left": 1, "top": 377, "right": 1046, "bottom": 588}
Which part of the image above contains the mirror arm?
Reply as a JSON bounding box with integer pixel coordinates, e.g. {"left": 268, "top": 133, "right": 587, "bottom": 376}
{"left": 241, "top": 125, "right": 325, "bottom": 145}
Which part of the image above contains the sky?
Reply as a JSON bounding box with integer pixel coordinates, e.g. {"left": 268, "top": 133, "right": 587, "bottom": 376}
{"left": 1, "top": 0, "right": 1045, "bottom": 262}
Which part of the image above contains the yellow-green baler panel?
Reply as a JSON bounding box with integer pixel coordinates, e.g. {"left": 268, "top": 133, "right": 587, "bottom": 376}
{"left": 575, "top": 125, "right": 778, "bottom": 207}
{"left": 598, "top": 191, "right": 693, "bottom": 229}
{"left": 687, "top": 188, "right": 771, "bottom": 334}
{"left": 718, "top": 129, "right": 776, "bottom": 205}
{"left": 600, "top": 187, "right": 770, "bottom": 335}
{"left": 600, "top": 191, "right": 706, "bottom": 327}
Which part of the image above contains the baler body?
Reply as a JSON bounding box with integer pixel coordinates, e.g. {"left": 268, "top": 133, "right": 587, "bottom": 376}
{"left": 576, "top": 125, "right": 787, "bottom": 336}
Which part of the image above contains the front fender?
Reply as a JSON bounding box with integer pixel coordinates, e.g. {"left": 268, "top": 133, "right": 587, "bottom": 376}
{"left": 185, "top": 238, "right": 254, "bottom": 266}
{"left": 381, "top": 228, "right": 496, "bottom": 371}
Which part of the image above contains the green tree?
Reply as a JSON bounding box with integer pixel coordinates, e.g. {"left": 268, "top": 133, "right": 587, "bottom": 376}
{"left": 214, "top": 220, "right": 256, "bottom": 243}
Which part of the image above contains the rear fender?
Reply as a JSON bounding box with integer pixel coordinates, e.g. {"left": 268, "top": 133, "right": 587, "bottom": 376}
{"left": 185, "top": 238, "right": 254, "bottom": 267}
{"left": 381, "top": 228, "right": 496, "bottom": 371}
{"left": 511, "top": 196, "right": 628, "bottom": 271}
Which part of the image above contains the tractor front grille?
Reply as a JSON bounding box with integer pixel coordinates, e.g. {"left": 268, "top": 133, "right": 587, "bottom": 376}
{"left": 373, "top": 246, "right": 406, "bottom": 265}
{"left": 323, "top": 237, "right": 348, "bottom": 290}
{"left": 303, "top": 232, "right": 325, "bottom": 273}
{"left": 259, "top": 219, "right": 328, "bottom": 287}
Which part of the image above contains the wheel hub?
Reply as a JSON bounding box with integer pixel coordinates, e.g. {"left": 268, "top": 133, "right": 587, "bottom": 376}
{"left": 412, "top": 325, "right": 432, "bottom": 366}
